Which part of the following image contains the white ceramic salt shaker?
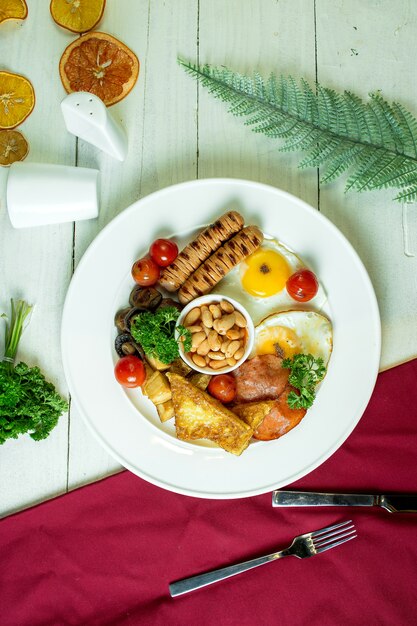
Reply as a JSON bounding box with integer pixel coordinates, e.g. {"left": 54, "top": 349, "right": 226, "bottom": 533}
{"left": 6, "top": 161, "right": 99, "bottom": 228}
{"left": 61, "top": 92, "right": 128, "bottom": 161}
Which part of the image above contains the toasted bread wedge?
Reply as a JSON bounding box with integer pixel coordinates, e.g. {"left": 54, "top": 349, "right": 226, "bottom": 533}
{"left": 233, "top": 401, "right": 276, "bottom": 430}
{"left": 167, "top": 373, "right": 253, "bottom": 456}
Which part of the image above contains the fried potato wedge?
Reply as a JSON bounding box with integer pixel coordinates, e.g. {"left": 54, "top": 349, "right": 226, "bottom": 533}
{"left": 233, "top": 401, "right": 276, "bottom": 430}
{"left": 169, "top": 358, "right": 193, "bottom": 377}
{"left": 168, "top": 373, "right": 253, "bottom": 456}
{"left": 187, "top": 372, "right": 212, "bottom": 391}
{"left": 156, "top": 400, "right": 175, "bottom": 423}
{"left": 143, "top": 371, "right": 171, "bottom": 404}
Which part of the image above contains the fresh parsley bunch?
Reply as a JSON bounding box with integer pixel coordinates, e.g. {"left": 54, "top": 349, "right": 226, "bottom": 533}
{"left": 282, "top": 353, "right": 326, "bottom": 410}
{"left": 0, "top": 299, "right": 68, "bottom": 445}
{"left": 130, "top": 306, "right": 192, "bottom": 365}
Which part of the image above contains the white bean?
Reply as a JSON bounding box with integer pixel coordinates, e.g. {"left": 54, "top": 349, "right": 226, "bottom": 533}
{"left": 184, "top": 308, "right": 201, "bottom": 326}
{"left": 220, "top": 300, "right": 234, "bottom": 313}
{"left": 225, "top": 340, "right": 241, "bottom": 359}
{"left": 209, "top": 359, "right": 227, "bottom": 370}
{"left": 234, "top": 310, "right": 248, "bottom": 328}
{"left": 191, "top": 331, "right": 206, "bottom": 349}
{"left": 192, "top": 354, "right": 206, "bottom": 368}
{"left": 209, "top": 304, "right": 222, "bottom": 319}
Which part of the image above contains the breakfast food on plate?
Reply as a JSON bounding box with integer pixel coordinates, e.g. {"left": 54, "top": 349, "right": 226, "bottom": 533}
{"left": 233, "top": 354, "right": 289, "bottom": 403}
{"left": 113, "top": 210, "right": 333, "bottom": 455}
{"left": 207, "top": 373, "right": 236, "bottom": 403}
{"left": 212, "top": 238, "right": 327, "bottom": 324}
{"left": 233, "top": 392, "right": 307, "bottom": 441}
{"left": 252, "top": 311, "right": 332, "bottom": 364}
{"left": 286, "top": 269, "right": 319, "bottom": 302}
{"left": 168, "top": 373, "right": 253, "bottom": 455}
{"left": 159, "top": 211, "right": 244, "bottom": 291}
{"left": 178, "top": 225, "right": 264, "bottom": 304}
{"left": 232, "top": 401, "right": 276, "bottom": 430}
{"left": 182, "top": 299, "right": 248, "bottom": 372}
{"left": 132, "top": 238, "right": 179, "bottom": 287}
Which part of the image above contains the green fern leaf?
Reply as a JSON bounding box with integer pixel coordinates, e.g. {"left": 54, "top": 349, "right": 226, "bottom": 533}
{"left": 179, "top": 58, "right": 417, "bottom": 203}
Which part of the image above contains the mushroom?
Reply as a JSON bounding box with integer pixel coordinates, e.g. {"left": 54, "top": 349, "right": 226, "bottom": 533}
{"left": 129, "top": 286, "right": 162, "bottom": 310}
{"left": 157, "top": 298, "right": 183, "bottom": 312}
{"left": 124, "top": 306, "right": 146, "bottom": 331}
{"left": 115, "top": 333, "right": 145, "bottom": 359}
{"left": 114, "top": 307, "right": 132, "bottom": 332}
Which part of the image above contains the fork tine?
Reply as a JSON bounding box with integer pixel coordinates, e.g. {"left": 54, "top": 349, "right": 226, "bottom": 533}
{"left": 311, "top": 519, "right": 353, "bottom": 538}
{"left": 312, "top": 524, "right": 355, "bottom": 545}
{"left": 314, "top": 528, "right": 356, "bottom": 549}
{"left": 315, "top": 533, "right": 357, "bottom": 554}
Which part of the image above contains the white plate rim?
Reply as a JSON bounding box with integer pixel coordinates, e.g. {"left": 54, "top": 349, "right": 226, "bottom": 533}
{"left": 61, "top": 177, "right": 381, "bottom": 499}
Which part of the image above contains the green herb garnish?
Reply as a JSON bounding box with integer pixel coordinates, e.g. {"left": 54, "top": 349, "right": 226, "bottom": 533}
{"left": 0, "top": 299, "right": 68, "bottom": 444}
{"left": 282, "top": 353, "right": 326, "bottom": 410}
{"left": 130, "top": 306, "right": 192, "bottom": 365}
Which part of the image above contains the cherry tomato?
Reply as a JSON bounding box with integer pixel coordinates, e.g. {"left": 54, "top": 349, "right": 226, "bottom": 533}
{"left": 114, "top": 355, "right": 146, "bottom": 388}
{"left": 208, "top": 374, "right": 237, "bottom": 403}
{"left": 131, "top": 256, "right": 160, "bottom": 286}
{"left": 150, "top": 238, "right": 178, "bottom": 267}
{"left": 286, "top": 269, "right": 319, "bottom": 302}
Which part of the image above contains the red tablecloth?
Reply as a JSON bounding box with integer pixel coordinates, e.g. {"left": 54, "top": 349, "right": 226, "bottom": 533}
{"left": 1, "top": 359, "right": 417, "bottom": 626}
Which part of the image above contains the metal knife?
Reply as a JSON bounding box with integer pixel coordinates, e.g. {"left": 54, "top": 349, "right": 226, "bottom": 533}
{"left": 272, "top": 491, "right": 417, "bottom": 513}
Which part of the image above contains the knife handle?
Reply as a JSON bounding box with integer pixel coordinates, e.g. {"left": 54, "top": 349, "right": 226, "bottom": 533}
{"left": 378, "top": 495, "right": 417, "bottom": 513}
{"left": 272, "top": 491, "right": 375, "bottom": 507}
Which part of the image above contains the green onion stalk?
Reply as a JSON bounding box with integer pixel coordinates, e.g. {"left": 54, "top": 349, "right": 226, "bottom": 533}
{"left": 2, "top": 299, "right": 33, "bottom": 372}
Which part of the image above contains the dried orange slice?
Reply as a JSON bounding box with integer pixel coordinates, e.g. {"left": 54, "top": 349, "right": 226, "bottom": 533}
{"left": 0, "top": 129, "right": 29, "bottom": 166}
{"left": 59, "top": 32, "right": 139, "bottom": 106}
{"left": 50, "top": 0, "right": 105, "bottom": 34}
{"left": 0, "top": 71, "right": 35, "bottom": 129}
{"left": 0, "top": 0, "right": 28, "bottom": 24}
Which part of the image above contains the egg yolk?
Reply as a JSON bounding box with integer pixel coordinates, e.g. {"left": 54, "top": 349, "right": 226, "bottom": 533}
{"left": 256, "top": 326, "right": 302, "bottom": 359}
{"left": 242, "top": 249, "right": 291, "bottom": 297}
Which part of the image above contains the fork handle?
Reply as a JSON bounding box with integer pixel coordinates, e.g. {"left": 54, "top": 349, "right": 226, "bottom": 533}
{"left": 169, "top": 550, "right": 289, "bottom": 597}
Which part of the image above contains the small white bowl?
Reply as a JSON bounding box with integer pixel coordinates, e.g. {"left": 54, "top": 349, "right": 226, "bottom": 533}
{"left": 176, "top": 294, "right": 254, "bottom": 375}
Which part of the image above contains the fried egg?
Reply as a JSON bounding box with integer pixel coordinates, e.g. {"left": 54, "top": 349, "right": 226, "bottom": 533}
{"left": 252, "top": 310, "right": 333, "bottom": 365}
{"left": 213, "top": 238, "right": 327, "bottom": 324}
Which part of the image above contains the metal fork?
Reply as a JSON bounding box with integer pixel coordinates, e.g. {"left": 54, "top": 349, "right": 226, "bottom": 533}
{"left": 169, "top": 519, "right": 356, "bottom": 597}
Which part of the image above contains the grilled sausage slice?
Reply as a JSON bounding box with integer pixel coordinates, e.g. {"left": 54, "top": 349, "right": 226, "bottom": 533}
{"left": 178, "top": 225, "right": 264, "bottom": 304}
{"left": 233, "top": 354, "right": 289, "bottom": 403}
{"left": 252, "top": 387, "right": 307, "bottom": 441}
{"left": 159, "top": 211, "right": 244, "bottom": 292}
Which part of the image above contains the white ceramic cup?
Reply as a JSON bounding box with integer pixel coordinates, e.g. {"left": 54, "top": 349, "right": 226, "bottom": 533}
{"left": 6, "top": 161, "right": 99, "bottom": 228}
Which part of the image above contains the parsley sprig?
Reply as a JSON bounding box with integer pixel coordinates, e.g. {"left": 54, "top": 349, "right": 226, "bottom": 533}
{"left": 130, "top": 306, "right": 192, "bottom": 365}
{"left": 282, "top": 353, "right": 326, "bottom": 410}
{"left": 0, "top": 299, "right": 68, "bottom": 445}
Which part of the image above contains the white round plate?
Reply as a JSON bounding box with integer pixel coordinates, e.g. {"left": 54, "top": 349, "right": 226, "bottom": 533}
{"left": 62, "top": 178, "right": 381, "bottom": 499}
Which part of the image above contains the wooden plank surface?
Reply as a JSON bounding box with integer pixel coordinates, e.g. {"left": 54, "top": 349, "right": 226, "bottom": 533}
{"left": 0, "top": 3, "right": 74, "bottom": 516}
{"left": 2, "top": 0, "right": 417, "bottom": 517}
{"left": 315, "top": 0, "right": 417, "bottom": 370}
{"left": 198, "top": 0, "right": 318, "bottom": 210}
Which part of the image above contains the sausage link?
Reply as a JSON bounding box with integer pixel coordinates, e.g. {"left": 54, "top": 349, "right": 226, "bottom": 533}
{"left": 178, "top": 226, "right": 264, "bottom": 304}
{"left": 159, "top": 211, "right": 244, "bottom": 291}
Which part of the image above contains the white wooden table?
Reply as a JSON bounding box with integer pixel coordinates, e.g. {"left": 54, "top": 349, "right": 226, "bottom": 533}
{"left": 1, "top": 0, "right": 417, "bottom": 518}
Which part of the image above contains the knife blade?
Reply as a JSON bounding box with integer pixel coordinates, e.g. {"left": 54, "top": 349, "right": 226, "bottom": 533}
{"left": 271, "top": 491, "right": 417, "bottom": 513}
